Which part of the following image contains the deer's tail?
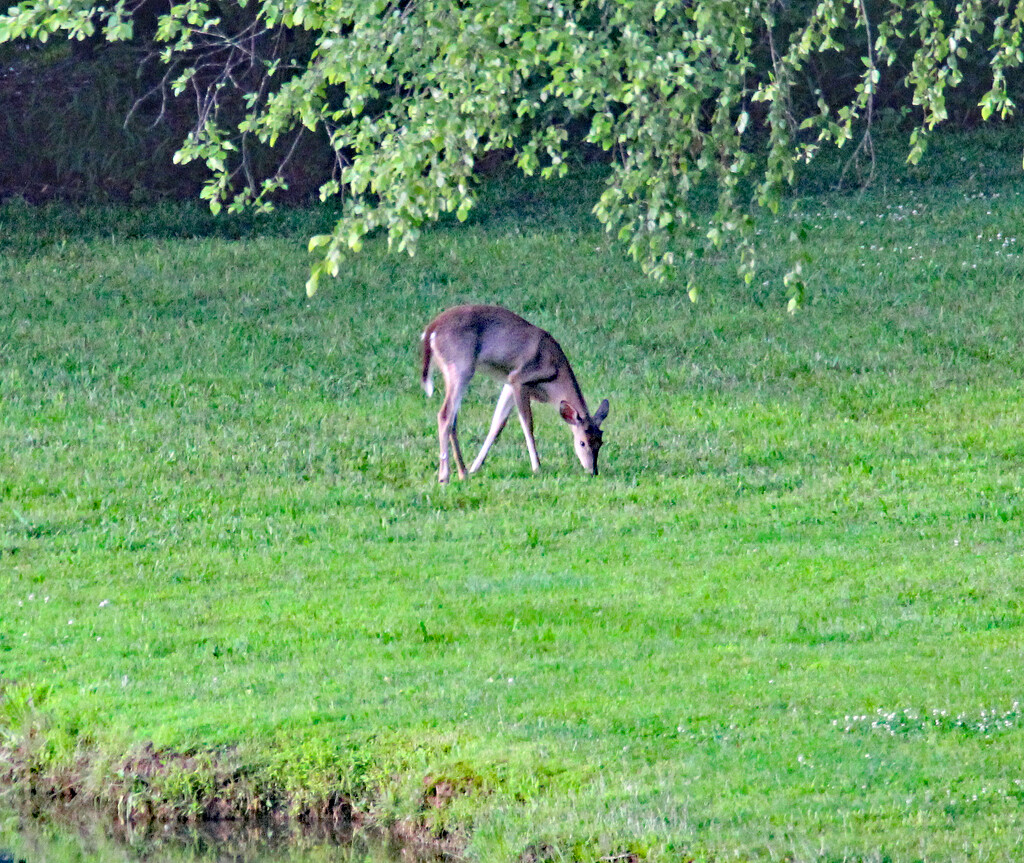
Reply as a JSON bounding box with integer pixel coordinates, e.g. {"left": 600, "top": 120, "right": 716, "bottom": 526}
{"left": 420, "top": 328, "right": 434, "bottom": 397}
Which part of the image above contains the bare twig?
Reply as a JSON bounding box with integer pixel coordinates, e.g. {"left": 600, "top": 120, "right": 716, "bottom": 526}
{"left": 838, "top": 0, "right": 878, "bottom": 189}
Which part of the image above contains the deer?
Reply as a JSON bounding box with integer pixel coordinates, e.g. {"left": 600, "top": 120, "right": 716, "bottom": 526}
{"left": 420, "top": 305, "right": 610, "bottom": 483}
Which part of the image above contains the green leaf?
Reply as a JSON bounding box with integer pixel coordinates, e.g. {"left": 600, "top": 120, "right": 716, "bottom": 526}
{"left": 307, "top": 234, "right": 331, "bottom": 253}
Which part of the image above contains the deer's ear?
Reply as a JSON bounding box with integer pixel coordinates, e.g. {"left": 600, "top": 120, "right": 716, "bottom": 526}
{"left": 593, "top": 399, "right": 609, "bottom": 426}
{"left": 559, "top": 401, "right": 580, "bottom": 425}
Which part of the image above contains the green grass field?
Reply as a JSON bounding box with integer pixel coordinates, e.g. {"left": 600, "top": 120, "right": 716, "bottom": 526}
{"left": 3, "top": 129, "right": 1024, "bottom": 862}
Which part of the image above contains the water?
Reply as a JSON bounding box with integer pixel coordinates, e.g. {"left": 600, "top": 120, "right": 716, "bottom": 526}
{"left": 0, "top": 805, "right": 410, "bottom": 863}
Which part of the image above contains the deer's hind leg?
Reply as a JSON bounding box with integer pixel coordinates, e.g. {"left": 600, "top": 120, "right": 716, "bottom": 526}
{"left": 450, "top": 414, "right": 468, "bottom": 480}
{"left": 437, "top": 359, "right": 473, "bottom": 483}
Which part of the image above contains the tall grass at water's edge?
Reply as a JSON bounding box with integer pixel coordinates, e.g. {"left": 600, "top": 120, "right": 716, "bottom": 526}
{"left": 3, "top": 130, "right": 1024, "bottom": 861}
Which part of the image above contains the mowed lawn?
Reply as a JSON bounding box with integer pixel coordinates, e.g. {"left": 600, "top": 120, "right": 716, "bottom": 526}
{"left": 3, "top": 133, "right": 1024, "bottom": 861}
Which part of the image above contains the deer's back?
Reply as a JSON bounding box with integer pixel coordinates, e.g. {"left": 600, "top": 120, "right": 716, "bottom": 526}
{"left": 427, "top": 305, "right": 564, "bottom": 377}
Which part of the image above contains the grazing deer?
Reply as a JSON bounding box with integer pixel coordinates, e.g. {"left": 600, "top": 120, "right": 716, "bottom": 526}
{"left": 421, "top": 305, "right": 610, "bottom": 483}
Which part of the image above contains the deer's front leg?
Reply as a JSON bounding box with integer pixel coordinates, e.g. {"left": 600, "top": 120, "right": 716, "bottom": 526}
{"left": 470, "top": 384, "right": 515, "bottom": 474}
{"left": 511, "top": 385, "right": 541, "bottom": 473}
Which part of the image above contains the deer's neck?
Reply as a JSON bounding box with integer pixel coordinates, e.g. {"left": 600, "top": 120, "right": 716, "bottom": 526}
{"left": 552, "top": 364, "right": 589, "bottom": 418}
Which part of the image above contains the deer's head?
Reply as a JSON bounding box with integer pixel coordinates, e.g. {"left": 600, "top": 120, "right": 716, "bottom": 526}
{"left": 560, "top": 399, "right": 610, "bottom": 475}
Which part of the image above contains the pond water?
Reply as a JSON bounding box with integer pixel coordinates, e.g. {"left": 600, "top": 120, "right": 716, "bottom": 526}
{"left": 0, "top": 805, "right": 418, "bottom": 863}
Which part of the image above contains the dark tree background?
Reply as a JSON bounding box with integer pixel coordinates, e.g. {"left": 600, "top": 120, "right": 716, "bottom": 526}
{"left": 2, "top": 0, "right": 1021, "bottom": 292}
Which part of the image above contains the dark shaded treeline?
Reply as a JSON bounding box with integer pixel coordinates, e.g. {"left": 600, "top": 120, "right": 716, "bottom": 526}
{"left": 0, "top": 0, "right": 1014, "bottom": 204}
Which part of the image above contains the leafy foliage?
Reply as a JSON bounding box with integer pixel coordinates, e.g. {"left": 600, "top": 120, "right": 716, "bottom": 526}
{"left": 1, "top": 0, "right": 1021, "bottom": 293}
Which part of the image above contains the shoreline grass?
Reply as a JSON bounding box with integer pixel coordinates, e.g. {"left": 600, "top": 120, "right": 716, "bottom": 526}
{"left": 4, "top": 129, "right": 1024, "bottom": 861}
